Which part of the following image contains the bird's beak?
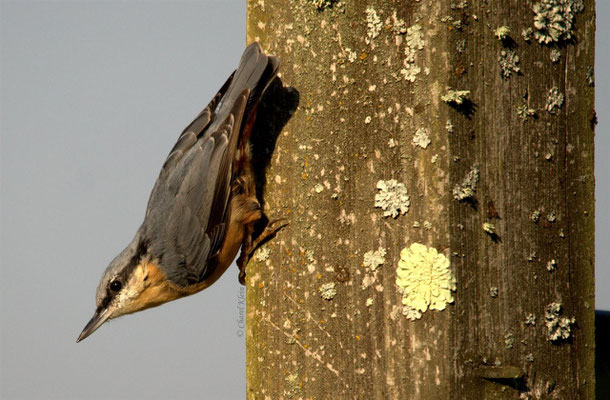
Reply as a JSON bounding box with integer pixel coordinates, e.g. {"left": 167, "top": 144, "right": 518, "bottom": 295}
{"left": 77, "top": 308, "right": 111, "bottom": 342}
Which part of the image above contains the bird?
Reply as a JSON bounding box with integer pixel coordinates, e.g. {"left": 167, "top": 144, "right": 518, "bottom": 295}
{"left": 77, "top": 43, "right": 285, "bottom": 342}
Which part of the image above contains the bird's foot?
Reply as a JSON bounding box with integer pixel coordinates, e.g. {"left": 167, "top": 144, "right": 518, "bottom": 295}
{"left": 237, "top": 218, "right": 288, "bottom": 285}
{"left": 250, "top": 218, "right": 288, "bottom": 254}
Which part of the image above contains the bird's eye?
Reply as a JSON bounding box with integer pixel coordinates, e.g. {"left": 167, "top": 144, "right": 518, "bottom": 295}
{"left": 109, "top": 280, "right": 122, "bottom": 292}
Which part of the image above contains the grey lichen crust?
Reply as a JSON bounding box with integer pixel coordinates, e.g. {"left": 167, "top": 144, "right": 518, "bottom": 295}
{"left": 375, "top": 179, "right": 410, "bottom": 218}
{"left": 405, "top": 24, "right": 425, "bottom": 62}
{"left": 586, "top": 66, "right": 594, "bottom": 86}
{"left": 363, "top": 247, "right": 386, "bottom": 271}
{"left": 320, "top": 282, "right": 337, "bottom": 300}
{"left": 550, "top": 49, "right": 561, "bottom": 63}
{"left": 365, "top": 7, "right": 382, "bottom": 44}
{"left": 453, "top": 165, "right": 480, "bottom": 201}
{"left": 517, "top": 104, "right": 536, "bottom": 120}
{"left": 400, "top": 24, "right": 425, "bottom": 82}
{"left": 310, "top": 0, "right": 336, "bottom": 10}
{"left": 412, "top": 128, "right": 431, "bottom": 149}
{"left": 532, "top": 0, "right": 584, "bottom": 44}
{"left": 498, "top": 50, "right": 520, "bottom": 78}
{"left": 255, "top": 247, "right": 271, "bottom": 261}
{"left": 545, "top": 302, "right": 575, "bottom": 342}
{"left": 545, "top": 86, "right": 564, "bottom": 113}
{"left": 441, "top": 89, "right": 470, "bottom": 105}
{"left": 531, "top": 209, "right": 542, "bottom": 222}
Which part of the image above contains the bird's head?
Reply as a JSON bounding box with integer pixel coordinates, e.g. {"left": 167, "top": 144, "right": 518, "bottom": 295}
{"left": 77, "top": 235, "right": 181, "bottom": 342}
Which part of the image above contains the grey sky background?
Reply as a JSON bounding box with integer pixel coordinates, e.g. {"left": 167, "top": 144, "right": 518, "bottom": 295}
{"left": 0, "top": 1, "right": 608, "bottom": 399}
{"left": 1, "top": 1, "right": 247, "bottom": 399}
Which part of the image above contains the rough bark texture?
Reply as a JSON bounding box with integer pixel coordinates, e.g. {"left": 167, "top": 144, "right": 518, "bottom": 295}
{"left": 245, "top": 1, "right": 595, "bottom": 399}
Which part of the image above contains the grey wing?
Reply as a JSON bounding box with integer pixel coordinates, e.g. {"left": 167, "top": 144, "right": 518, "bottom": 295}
{"left": 153, "top": 72, "right": 234, "bottom": 186}
{"left": 139, "top": 43, "right": 278, "bottom": 287}
{"left": 143, "top": 88, "right": 249, "bottom": 287}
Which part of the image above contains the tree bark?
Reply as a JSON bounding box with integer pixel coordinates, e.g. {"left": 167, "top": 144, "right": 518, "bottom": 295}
{"left": 245, "top": 1, "right": 595, "bottom": 399}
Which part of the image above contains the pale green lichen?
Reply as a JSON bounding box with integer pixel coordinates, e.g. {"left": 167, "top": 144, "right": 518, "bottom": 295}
{"left": 396, "top": 243, "right": 456, "bottom": 321}
{"left": 285, "top": 372, "right": 301, "bottom": 394}
{"left": 375, "top": 179, "right": 410, "bottom": 218}
{"left": 320, "top": 282, "right": 337, "bottom": 300}
{"left": 547, "top": 259, "right": 558, "bottom": 271}
{"left": 545, "top": 86, "right": 564, "bottom": 113}
{"left": 494, "top": 26, "right": 511, "bottom": 40}
{"left": 412, "top": 127, "right": 431, "bottom": 149}
{"left": 365, "top": 7, "right": 382, "bottom": 44}
{"left": 366, "top": 298, "right": 374, "bottom": 307}
{"left": 522, "top": 27, "right": 534, "bottom": 41}
{"left": 525, "top": 313, "right": 537, "bottom": 326}
{"left": 363, "top": 247, "right": 386, "bottom": 270}
{"left": 442, "top": 89, "right": 470, "bottom": 105}
{"left": 483, "top": 222, "right": 497, "bottom": 236}
{"left": 453, "top": 165, "right": 479, "bottom": 201}
{"left": 306, "top": 249, "right": 314, "bottom": 263}
{"left": 490, "top": 287, "right": 499, "bottom": 298}
{"left": 545, "top": 302, "right": 575, "bottom": 342}
{"left": 532, "top": 0, "right": 584, "bottom": 44}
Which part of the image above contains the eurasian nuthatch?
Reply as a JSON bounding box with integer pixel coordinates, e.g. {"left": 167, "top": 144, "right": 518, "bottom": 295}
{"left": 78, "top": 43, "right": 284, "bottom": 342}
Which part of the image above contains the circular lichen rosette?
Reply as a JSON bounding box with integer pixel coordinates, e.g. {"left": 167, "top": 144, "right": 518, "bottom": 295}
{"left": 396, "top": 243, "right": 456, "bottom": 320}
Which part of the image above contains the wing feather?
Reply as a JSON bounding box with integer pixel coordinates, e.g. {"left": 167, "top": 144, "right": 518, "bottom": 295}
{"left": 141, "top": 44, "right": 278, "bottom": 287}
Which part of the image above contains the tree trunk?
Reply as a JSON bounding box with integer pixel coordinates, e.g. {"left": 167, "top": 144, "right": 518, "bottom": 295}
{"left": 245, "top": 1, "right": 595, "bottom": 399}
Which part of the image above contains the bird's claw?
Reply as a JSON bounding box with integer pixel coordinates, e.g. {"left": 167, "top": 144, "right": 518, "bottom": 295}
{"left": 236, "top": 218, "right": 288, "bottom": 285}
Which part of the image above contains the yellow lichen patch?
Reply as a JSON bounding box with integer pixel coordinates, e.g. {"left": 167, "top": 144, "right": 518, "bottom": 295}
{"left": 396, "top": 243, "right": 456, "bottom": 321}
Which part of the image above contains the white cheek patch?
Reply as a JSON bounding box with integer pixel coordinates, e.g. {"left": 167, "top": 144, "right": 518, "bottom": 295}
{"left": 115, "top": 265, "right": 148, "bottom": 307}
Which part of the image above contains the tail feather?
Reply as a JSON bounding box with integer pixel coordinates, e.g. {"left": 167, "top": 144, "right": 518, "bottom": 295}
{"left": 217, "top": 43, "right": 279, "bottom": 122}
